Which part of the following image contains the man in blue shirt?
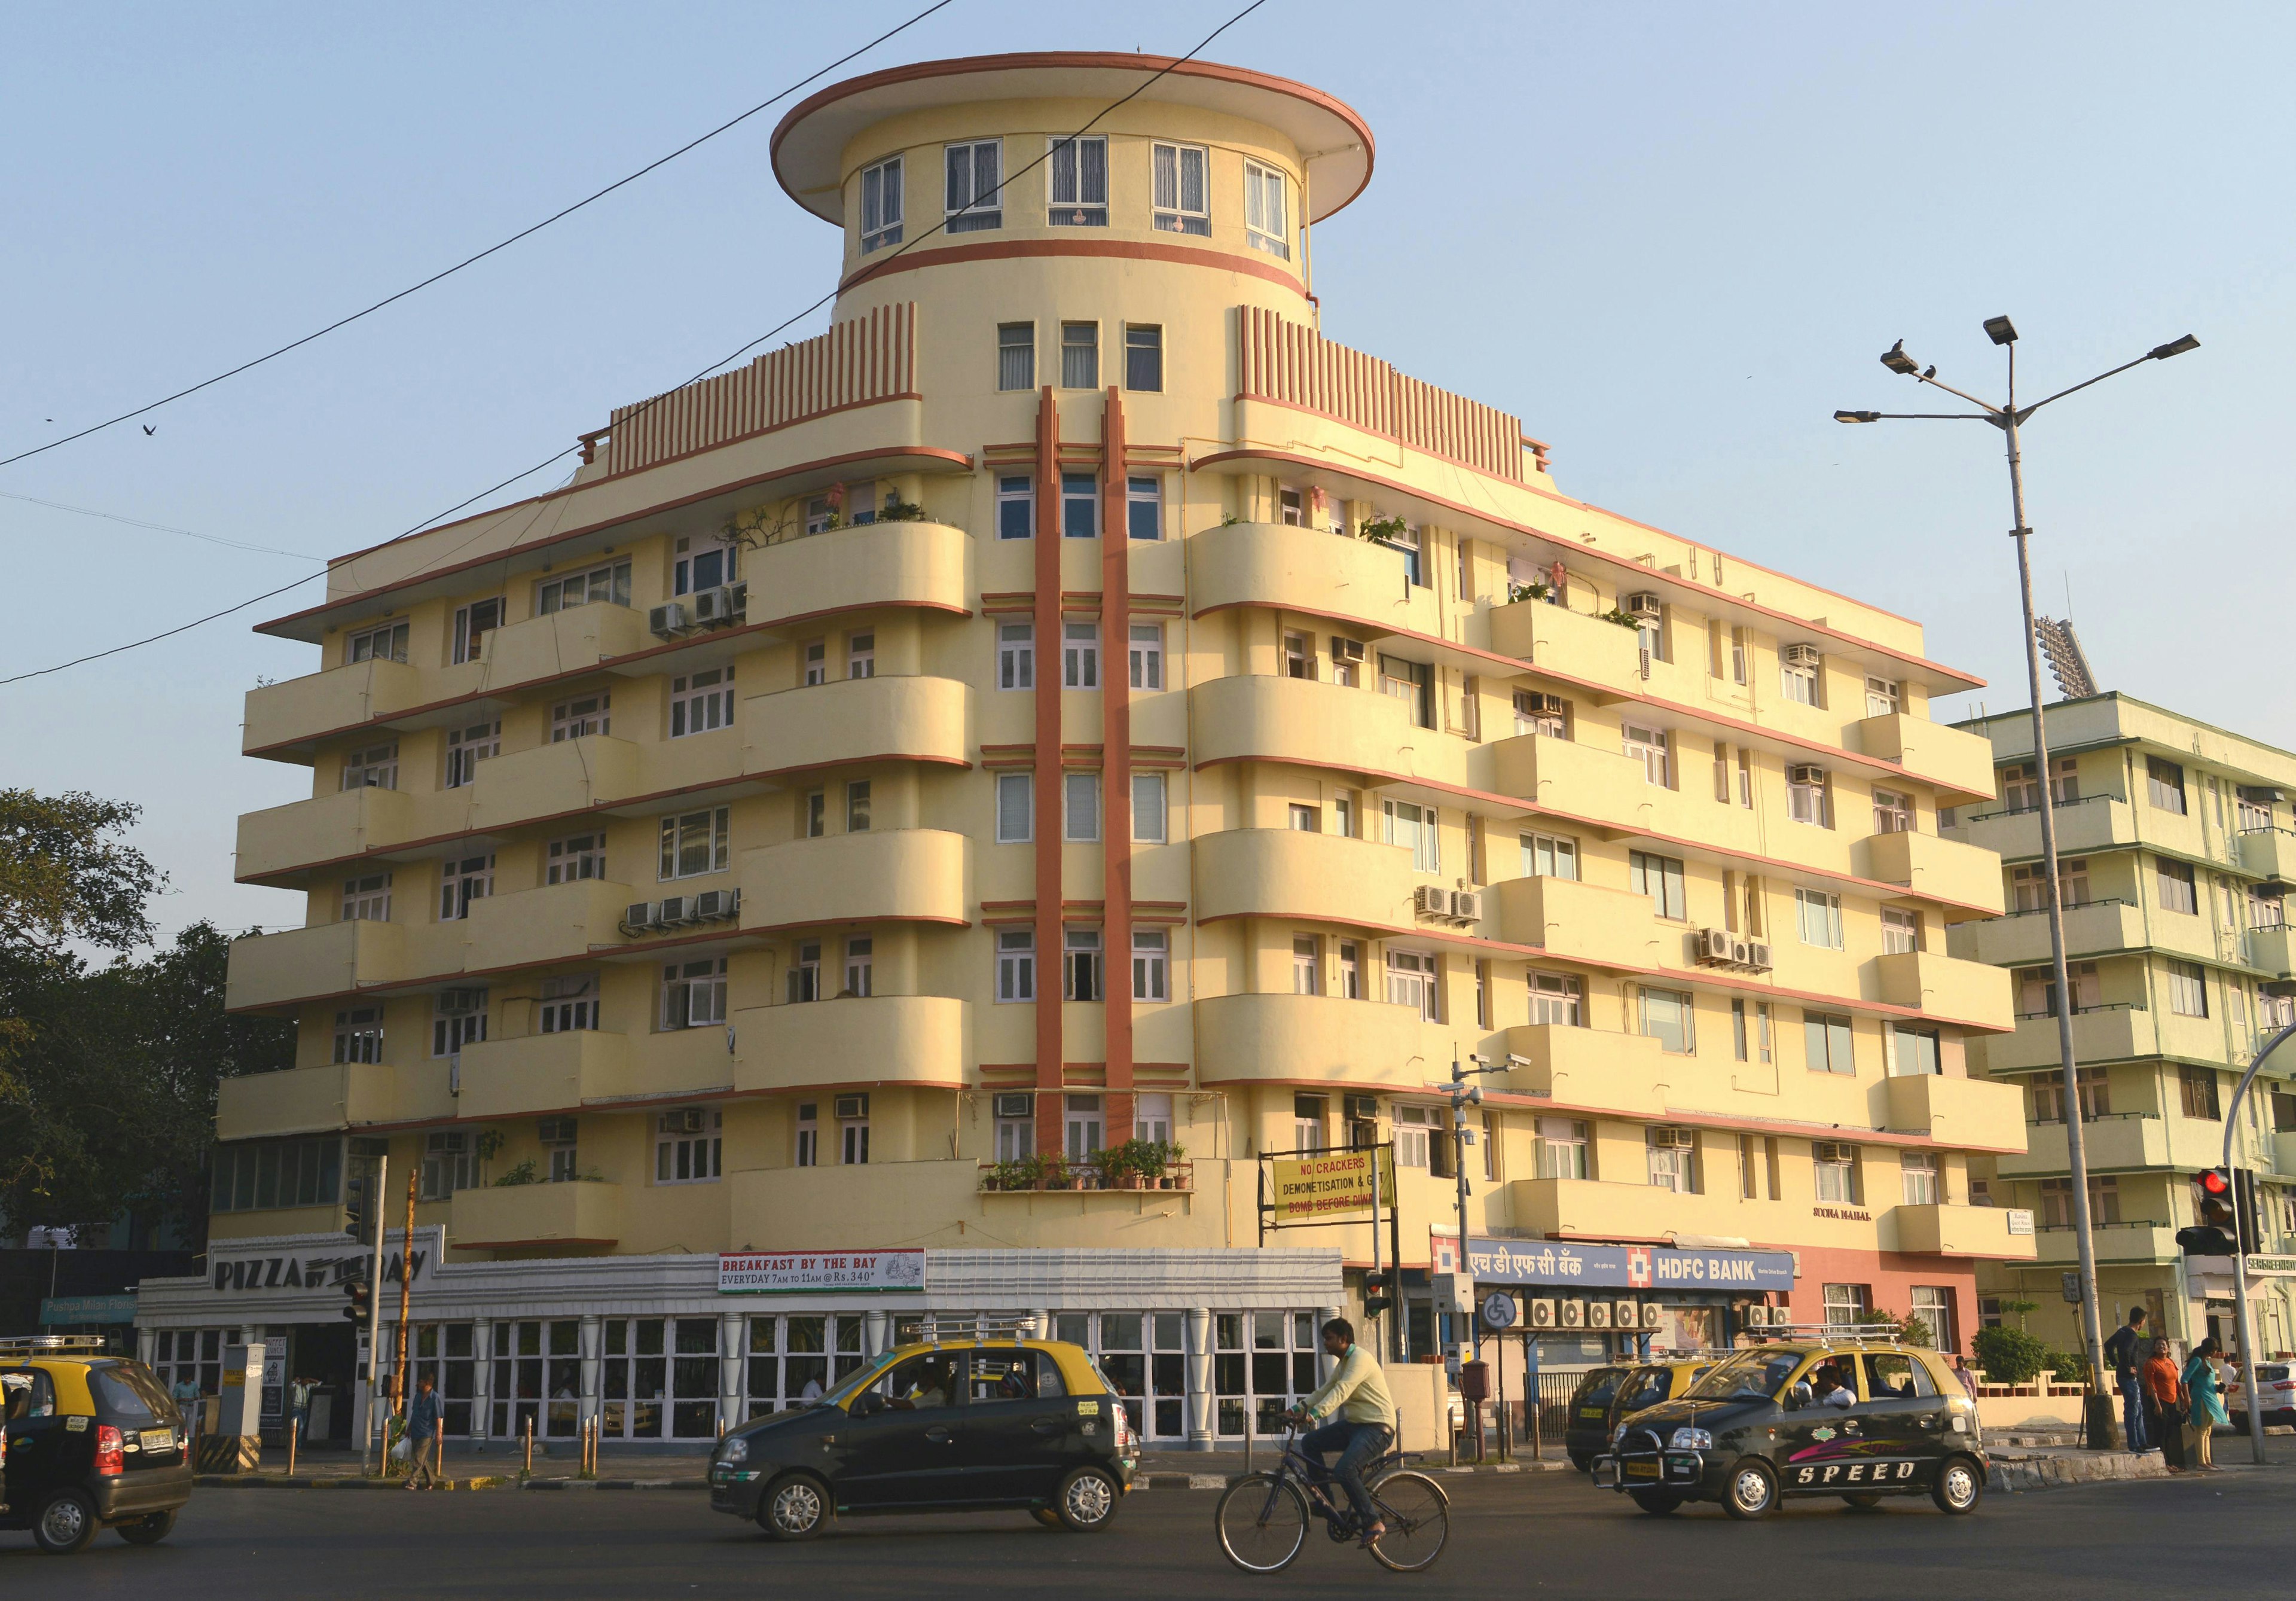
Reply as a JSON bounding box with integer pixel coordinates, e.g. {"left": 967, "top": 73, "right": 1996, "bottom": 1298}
{"left": 402, "top": 1374, "right": 443, "bottom": 1489}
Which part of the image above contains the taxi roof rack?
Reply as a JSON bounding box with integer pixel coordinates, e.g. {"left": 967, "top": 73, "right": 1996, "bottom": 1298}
{"left": 903, "top": 1315, "right": 1043, "bottom": 1344}
{"left": 1746, "top": 1323, "right": 1918, "bottom": 1346}
{"left": 0, "top": 1334, "right": 109, "bottom": 1355}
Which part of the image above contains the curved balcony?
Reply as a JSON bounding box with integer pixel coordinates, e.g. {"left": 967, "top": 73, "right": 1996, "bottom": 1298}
{"left": 1484, "top": 598, "right": 1641, "bottom": 696}
{"left": 1492, "top": 873, "right": 1668, "bottom": 971}
{"left": 1855, "top": 828, "right": 2005, "bottom": 915}
{"left": 1190, "top": 674, "right": 1440, "bottom": 786}
{"left": 1873, "top": 950, "right": 2014, "bottom": 1032}
{"left": 743, "top": 675, "right": 970, "bottom": 781}
{"left": 1193, "top": 828, "right": 1417, "bottom": 931}
{"left": 738, "top": 828, "right": 969, "bottom": 932}
{"left": 1187, "top": 521, "right": 1438, "bottom": 639}
{"left": 450, "top": 1179, "right": 625, "bottom": 1252}
{"left": 1192, "top": 992, "right": 1440, "bottom": 1089}
{"left": 731, "top": 996, "right": 967, "bottom": 1094}
{"left": 744, "top": 521, "right": 970, "bottom": 632}
{"left": 453, "top": 1030, "right": 634, "bottom": 1121}
{"left": 1497, "top": 1023, "right": 1672, "bottom": 1117}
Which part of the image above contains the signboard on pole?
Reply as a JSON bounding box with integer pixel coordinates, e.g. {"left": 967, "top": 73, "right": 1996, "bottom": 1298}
{"left": 1267, "top": 1147, "right": 1395, "bottom": 1223}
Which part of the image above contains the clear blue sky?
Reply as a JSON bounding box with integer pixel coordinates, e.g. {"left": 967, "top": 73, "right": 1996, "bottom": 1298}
{"left": 6, "top": 1, "right": 2289, "bottom": 943}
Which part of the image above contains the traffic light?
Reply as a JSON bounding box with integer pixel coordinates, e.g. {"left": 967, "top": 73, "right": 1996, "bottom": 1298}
{"left": 1361, "top": 1270, "right": 1394, "bottom": 1319}
{"left": 2177, "top": 1167, "right": 2239, "bottom": 1257}
{"left": 343, "top": 1276, "right": 372, "bottom": 1324}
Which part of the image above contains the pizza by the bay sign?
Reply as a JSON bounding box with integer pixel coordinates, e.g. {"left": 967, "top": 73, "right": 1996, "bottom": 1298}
{"left": 209, "top": 1230, "right": 435, "bottom": 1295}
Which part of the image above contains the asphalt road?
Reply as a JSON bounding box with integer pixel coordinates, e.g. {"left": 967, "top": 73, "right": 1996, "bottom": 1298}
{"left": 7, "top": 1468, "right": 2289, "bottom": 1597}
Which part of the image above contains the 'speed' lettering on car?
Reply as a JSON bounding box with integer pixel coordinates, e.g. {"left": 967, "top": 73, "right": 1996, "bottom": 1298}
{"left": 1790, "top": 1460, "right": 1921, "bottom": 1486}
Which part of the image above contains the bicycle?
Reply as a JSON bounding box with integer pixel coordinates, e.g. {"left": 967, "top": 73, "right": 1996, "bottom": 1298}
{"left": 1214, "top": 1420, "right": 1449, "bottom": 1573}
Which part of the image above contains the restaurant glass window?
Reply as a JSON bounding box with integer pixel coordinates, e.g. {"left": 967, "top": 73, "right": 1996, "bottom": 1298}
{"left": 404, "top": 1323, "right": 478, "bottom": 1437}
{"left": 490, "top": 1319, "right": 581, "bottom": 1439}
{"left": 1213, "top": 1310, "right": 1319, "bottom": 1438}
{"left": 744, "top": 1315, "right": 867, "bottom": 1418}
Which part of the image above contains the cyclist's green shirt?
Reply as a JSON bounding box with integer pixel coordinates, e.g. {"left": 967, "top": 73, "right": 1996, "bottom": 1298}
{"left": 1301, "top": 1344, "right": 1396, "bottom": 1429}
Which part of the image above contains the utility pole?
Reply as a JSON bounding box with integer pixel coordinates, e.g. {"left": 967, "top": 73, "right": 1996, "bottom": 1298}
{"left": 2219, "top": 1020, "right": 2293, "bottom": 1463}
{"left": 361, "top": 1154, "right": 387, "bottom": 1477}
{"left": 393, "top": 1167, "right": 416, "bottom": 1416}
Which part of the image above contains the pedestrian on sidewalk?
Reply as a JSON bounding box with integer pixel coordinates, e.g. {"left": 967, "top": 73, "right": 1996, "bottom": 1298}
{"left": 2102, "top": 1306, "right": 2151, "bottom": 1451}
{"left": 288, "top": 1374, "right": 316, "bottom": 1443}
{"left": 2180, "top": 1337, "right": 2226, "bottom": 1473}
{"left": 402, "top": 1374, "right": 444, "bottom": 1490}
{"left": 2142, "top": 1337, "right": 2185, "bottom": 1472}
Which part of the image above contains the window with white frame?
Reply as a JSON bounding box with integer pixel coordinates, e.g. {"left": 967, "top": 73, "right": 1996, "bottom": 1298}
{"left": 1871, "top": 786, "right": 1911, "bottom": 834}
{"left": 1638, "top": 987, "right": 1695, "bottom": 1054}
{"left": 333, "top": 1006, "right": 383, "bottom": 1064}
{"left": 2156, "top": 858, "right": 2198, "bottom": 914}
{"left": 1129, "top": 623, "right": 1164, "bottom": 690}
{"left": 1336, "top": 941, "right": 1360, "bottom": 999}
{"left": 539, "top": 973, "right": 598, "bottom": 1033}
{"left": 801, "top": 641, "right": 827, "bottom": 685}
{"left": 1781, "top": 655, "right": 1818, "bottom": 705}
{"left": 1064, "top": 771, "right": 1100, "bottom": 841}
{"left": 996, "top": 325, "right": 1034, "bottom": 394}
{"left": 993, "top": 1093, "right": 1034, "bottom": 1161}
{"left": 1132, "top": 928, "right": 1168, "bottom": 1002}
{"left": 1062, "top": 620, "right": 1099, "bottom": 687}
{"left": 656, "top": 1110, "right": 722, "bottom": 1183}
{"left": 545, "top": 832, "right": 606, "bottom": 885}
{"left": 1293, "top": 1092, "right": 1326, "bottom": 1154}
{"left": 1151, "top": 141, "right": 1210, "bottom": 234}
{"left": 794, "top": 1102, "right": 819, "bottom": 1167}
{"left": 342, "top": 873, "right": 391, "bottom": 922}
{"left": 1521, "top": 831, "right": 1578, "bottom": 880}
{"left": 996, "top": 929, "right": 1036, "bottom": 1002}
{"left": 431, "top": 989, "right": 487, "bottom": 1057}
{"left": 1805, "top": 1012, "right": 1855, "bottom": 1075}
{"left": 996, "top": 772, "right": 1033, "bottom": 843}
{"left": 1060, "top": 322, "right": 1098, "bottom": 389}
{"left": 1647, "top": 1126, "right": 1697, "bottom": 1193}
{"left": 1821, "top": 1281, "right": 1868, "bottom": 1326}
{"left": 1132, "top": 771, "right": 1167, "bottom": 843}
{"left": 439, "top": 854, "right": 493, "bottom": 920}
{"left": 1046, "top": 135, "right": 1107, "bottom": 226}
{"left": 998, "top": 621, "right": 1034, "bottom": 690}
{"left": 1882, "top": 905, "right": 1921, "bottom": 954}
{"left": 662, "top": 957, "right": 726, "bottom": 1029}
{"left": 1292, "top": 935, "right": 1321, "bottom": 995}
{"left": 1624, "top": 723, "right": 1671, "bottom": 786}
{"left": 1890, "top": 1022, "right": 1941, "bottom": 1078}
{"left": 670, "top": 667, "right": 734, "bottom": 737}
{"left": 1901, "top": 1149, "right": 1941, "bottom": 1206}
{"left": 846, "top": 780, "right": 871, "bottom": 833}
{"left": 1383, "top": 799, "right": 1440, "bottom": 872}
{"left": 2167, "top": 959, "right": 2209, "bottom": 1017}
{"left": 658, "top": 807, "right": 730, "bottom": 880}
{"left": 341, "top": 743, "right": 398, "bottom": 792}
{"left": 1124, "top": 326, "right": 1162, "bottom": 393}
{"left": 1330, "top": 636, "right": 1364, "bottom": 688}
{"left": 1514, "top": 690, "right": 1568, "bottom": 739}
{"left": 1536, "top": 1117, "right": 1589, "bottom": 1180}
{"left": 2237, "top": 786, "right": 2275, "bottom": 833}
{"left": 1386, "top": 949, "right": 1439, "bottom": 1021}
{"left": 1910, "top": 1286, "right": 1952, "bottom": 1352}
{"left": 859, "top": 155, "right": 902, "bottom": 251}
{"left": 539, "top": 560, "right": 629, "bottom": 614}
{"left": 1243, "top": 160, "right": 1289, "bottom": 257}
{"left": 443, "top": 720, "right": 498, "bottom": 788}
{"left": 347, "top": 620, "right": 408, "bottom": 664}
{"left": 1064, "top": 926, "right": 1103, "bottom": 1002}
{"left": 1529, "top": 971, "right": 1582, "bottom": 1027}
{"left": 446, "top": 602, "right": 502, "bottom": 669}
{"left": 1393, "top": 1105, "right": 1435, "bottom": 1169}
{"left": 1126, "top": 473, "right": 1161, "bottom": 539}
{"left": 944, "top": 138, "right": 1002, "bottom": 231}
{"left": 1812, "top": 1142, "right": 1861, "bottom": 1204}
{"left": 1059, "top": 472, "right": 1097, "bottom": 538}
{"left": 1795, "top": 886, "right": 1844, "bottom": 949}
{"left": 551, "top": 693, "right": 610, "bottom": 742}
{"left": 1865, "top": 676, "right": 1901, "bottom": 716}
{"left": 1629, "top": 851, "right": 1687, "bottom": 920}
{"left": 1787, "top": 766, "right": 1831, "bottom": 827}
{"left": 2146, "top": 755, "right": 2187, "bottom": 814}
{"left": 802, "top": 790, "right": 825, "bottom": 839}
{"left": 843, "top": 935, "right": 873, "bottom": 998}
{"left": 1283, "top": 631, "right": 1314, "bottom": 680}
{"left": 1062, "top": 1094, "right": 1102, "bottom": 1160}
{"left": 419, "top": 1130, "right": 475, "bottom": 1200}
{"left": 1289, "top": 803, "right": 1320, "bottom": 833}
{"left": 787, "top": 941, "right": 822, "bottom": 1003}
{"left": 1135, "top": 1091, "right": 1173, "bottom": 1145}
{"left": 1378, "top": 653, "right": 1432, "bottom": 727}
{"left": 542, "top": 1118, "right": 581, "bottom": 1182}
{"left": 844, "top": 632, "right": 874, "bottom": 679}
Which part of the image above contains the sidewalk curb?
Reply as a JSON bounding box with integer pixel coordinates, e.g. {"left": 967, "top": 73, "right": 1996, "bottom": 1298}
{"left": 192, "top": 1475, "right": 506, "bottom": 1491}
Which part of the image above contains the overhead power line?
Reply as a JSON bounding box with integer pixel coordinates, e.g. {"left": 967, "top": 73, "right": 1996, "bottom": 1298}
{"left": 0, "top": 0, "right": 956, "bottom": 472}
{"left": 0, "top": 0, "right": 1275, "bottom": 688}
{"left": 0, "top": 490, "right": 326, "bottom": 561}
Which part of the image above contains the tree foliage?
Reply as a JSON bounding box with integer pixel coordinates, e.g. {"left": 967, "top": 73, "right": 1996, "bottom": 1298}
{"left": 1971, "top": 1324, "right": 2048, "bottom": 1383}
{"left": 0, "top": 788, "right": 161, "bottom": 955}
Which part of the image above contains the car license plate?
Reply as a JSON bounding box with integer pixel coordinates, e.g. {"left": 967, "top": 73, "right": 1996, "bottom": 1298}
{"left": 140, "top": 1429, "right": 175, "bottom": 1453}
{"left": 1625, "top": 1462, "right": 1660, "bottom": 1479}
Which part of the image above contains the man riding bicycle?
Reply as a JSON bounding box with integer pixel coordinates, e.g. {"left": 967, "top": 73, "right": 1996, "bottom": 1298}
{"left": 1286, "top": 1318, "right": 1396, "bottom": 1549}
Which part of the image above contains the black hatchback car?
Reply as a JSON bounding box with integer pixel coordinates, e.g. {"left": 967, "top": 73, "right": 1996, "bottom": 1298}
{"left": 2, "top": 1338, "right": 191, "bottom": 1554}
{"left": 710, "top": 1337, "right": 1135, "bottom": 1539}
{"left": 1590, "top": 1339, "right": 1986, "bottom": 1520}
{"left": 1562, "top": 1366, "right": 1632, "bottom": 1472}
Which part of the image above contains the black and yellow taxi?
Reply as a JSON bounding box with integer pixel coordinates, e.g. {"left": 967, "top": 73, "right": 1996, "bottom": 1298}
{"left": 709, "top": 1334, "right": 1135, "bottom": 1539}
{"left": 2, "top": 1336, "right": 191, "bottom": 1554}
{"left": 1562, "top": 1360, "right": 1710, "bottom": 1472}
{"left": 1591, "top": 1337, "right": 1986, "bottom": 1520}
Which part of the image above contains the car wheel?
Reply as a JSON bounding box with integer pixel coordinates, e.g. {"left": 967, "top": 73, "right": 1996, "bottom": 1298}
{"left": 1629, "top": 1487, "right": 1684, "bottom": 1515}
{"left": 1054, "top": 1466, "right": 1119, "bottom": 1532}
{"left": 118, "top": 1509, "right": 179, "bottom": 1546}
{"left": 1722, "top": 1459, "right": 1779, "bottom": 1521}
{"left": 756, "top": 1474, "right": 832, "bottom": 1541}
{"left": 1932, "top": 1456, "right": 1983, "bottom": 1515}
{"left": 33, "top": 1492, "right": 99, "bottom": 1555}
{"left": 1568, "top": 1452, "right": 1593, "bottom": 1473}
{"left": 1031, "top": 1508, "right": 1062, "bottom": 1529}
{"left": 1840, "top": 1493, "right": 1883, "bottom": 1510}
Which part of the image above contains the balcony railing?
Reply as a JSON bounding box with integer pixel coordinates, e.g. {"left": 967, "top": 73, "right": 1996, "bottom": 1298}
{"left": 1956, "top": 793, "right": 2119, "bottom": 827}
{"left": 2013, "top": 999, "right": 2144, "bottom": 1022}
{"left": 977, "top": 1161, "right": 1195, "bottom": 1194}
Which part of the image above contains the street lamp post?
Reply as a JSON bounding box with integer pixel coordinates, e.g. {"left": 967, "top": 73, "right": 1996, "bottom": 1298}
{"left": 1836, "top": 319, "right": 2198, "bottom": 1450}
{"left": 1447, "top": 1053, "right": 1530, "bottom": 1365}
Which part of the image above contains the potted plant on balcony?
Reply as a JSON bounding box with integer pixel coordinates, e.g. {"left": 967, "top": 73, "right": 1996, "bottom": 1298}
{"left": 1506, "top": 579, "right": 1553, "bottom": 605}
{"left": 1358, "top": 513, "right": 1409, "bottom": 544}
{"left": 493, "top": 1160, "right": 540, "bottom": 1187}
{"left": 1150, "top": 1139, "right": 1186, "bottom": 1188}
{"left": 1598, "top": 606, "right": 1641, "bottom": 631}
{"left": 1039, "top": 1155, "right": 1076, "bottom": 1191}
{"left": 876, "top": 495, "right": 927, "bottom": 522}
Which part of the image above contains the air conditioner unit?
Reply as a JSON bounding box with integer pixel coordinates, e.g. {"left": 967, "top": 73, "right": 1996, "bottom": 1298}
{"left": 1640, "top": 1303, "right": 1665, "bottom": 1330}
{"left": 726, "top": 580, "right": 749, "bottom": 618}
{"left": 1744, "top": 941, "right": 1773, "bottom": 971}
{"left": 648, "top": 602, "right": 688, "bottom": 638}
{"left": 1614, "top": 1301, "right": 1642, "bottom": 1329}
{"left": 1729, "top": 937, "right": 1755, "bottom": 969}
{"left": 1413, "top": 885, "right": 1451, "bottom": 917}
{"left": 1586, "top": 1301, "right": 1613, "bottom": 1330}
{"left": 1782, "top": 642, "right": 1821, "bottom": 668}
{"left": 1450, "top": 889, "right": 1483, "bottom": 923}
{"left": 1625, "top": 591, "right": 1663, "bottom": 620}
{"left": 1787, "top": 763, "right": 1827, "bottom": 787}
{"left": 1744, "top": 1305, "right": 1773, "bottom": 1328}
{"left": 1559, "top": 1299, "right": 1585, "bottom": 1329}
{"left": 623, "top": 901, "right": 656, "bottom": 932}
{"left": 834, "top": 1093, "right": 870, "bottom": 1120}
{"left": 1694, "top": 927, "right": 1732, "bottom": 965}
{"left": 674, "top": 1109, "right": 707, "bottom": 1134}
{"left": 538, "top": 1117, "right": 578, "bottom": 1145}
{"left": 655, "top": 895, "right": 691, "bottom": 927}
{"left": 1526, "top": 1298, "right": 1557, "bottom": 1329}
{"left": 1331, "top": 637, "right": 1366, "bottom": 666}
{"left": 993, "top": 1093, "right": 1033, "bottom": 1120}
{"left": 692, "top": 888, "right": 740, "bottom": 921}
{"left": 690, "top": 585, "right": 740, "bottom": 626}
{"left": 1344, "top": 1094, "right": 1379, "bottom": 1122}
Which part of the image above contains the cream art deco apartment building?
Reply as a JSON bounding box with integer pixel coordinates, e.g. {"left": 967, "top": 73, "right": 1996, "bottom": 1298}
{"left": 139, "top": 53, "right": 2032, "bottom": 1450}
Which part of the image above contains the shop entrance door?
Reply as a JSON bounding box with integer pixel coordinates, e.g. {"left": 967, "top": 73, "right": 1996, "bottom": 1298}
{"left": 295, "top": 1323, "right": 358, "bottom": 1441}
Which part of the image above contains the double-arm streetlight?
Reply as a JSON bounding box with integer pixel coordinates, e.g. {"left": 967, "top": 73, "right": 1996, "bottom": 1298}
{"left": 1836, "top": 318, "right": 2198, "bottom": 1449}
